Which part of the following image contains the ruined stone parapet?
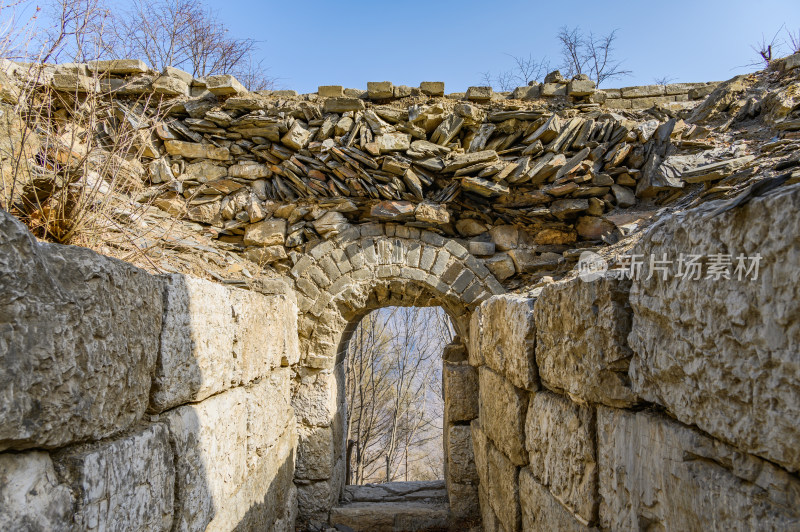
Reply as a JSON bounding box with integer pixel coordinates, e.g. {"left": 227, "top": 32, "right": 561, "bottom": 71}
{"left": 0, "top": 210, "right": 300, "bottom": 531}
{"left": 469, "top": 184, "right": 800, "bottom": 531}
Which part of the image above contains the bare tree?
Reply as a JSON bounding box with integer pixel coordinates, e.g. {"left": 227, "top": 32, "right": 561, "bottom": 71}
{"left": 345, "top": 306, "right": 452, "bottom": 484}
{"left": 785, "top": 27, "right": 800, "bottom": 54}
{"left": 750, "top": 26, "right": 784, "bottom": 67}
{"left": 653, "top": 75, "right": 676, "bottom": 86}
{"left": 480, "top": 54, "right": 549, "bottom": 91}
{"left": 108, "top": 0, "right": 275, "bottom": 88}
{"left": 557, "top": 26, "right": 631, "bottom": 87}
{"left": 557, "top": 26, "right": 585, "bottom": 78}
{"left": 37, "top": 0, "right": 113, "bottom": 63}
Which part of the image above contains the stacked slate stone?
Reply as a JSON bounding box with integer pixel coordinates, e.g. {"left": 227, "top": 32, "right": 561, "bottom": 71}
{"left": 4, "top": 58, "right": 774, "bottom": 282}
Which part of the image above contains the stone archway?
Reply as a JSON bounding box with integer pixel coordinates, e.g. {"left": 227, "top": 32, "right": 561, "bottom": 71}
{"left": 287, "top": 223, "right": 505, "bottom": 527}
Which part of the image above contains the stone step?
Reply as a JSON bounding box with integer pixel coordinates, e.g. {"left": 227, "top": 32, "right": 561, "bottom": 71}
{"left": 329, "top": 501, "right": 450, "bottom": 532}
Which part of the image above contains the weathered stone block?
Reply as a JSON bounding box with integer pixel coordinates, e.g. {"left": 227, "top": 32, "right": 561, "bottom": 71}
{"left": 466, "top": 86, "right": 492, "bottom": 101}
{"left": 54, "top": 423, "right": 174, "bottom": 532}
{"left": 367, "top": 81, "right": 393, "bottom": 99}
{"left": 164, "top": 139, "right": 229, "bottom": 160}
{"left": 420, "top": 81, "right": 445, "bottom": 96}
{"left": 620, "top": 84, "right": 665, "bottom": 98}
{"left": 478, "top": 366, "right": 528, "bottom": 466}
{"left": 628, "top": 184, "right": 800, "bottom": 472}
{"left": 0, "top": 211, "right": 163, "bottom": 450}
{"left": 598, "top": 407, "right": 800, "bottom": 531}
{"left": 164, "top": 387, "right": 247, "bottom": 532}
{"left": 488, "top": 443, "right": 521, "bottom": 532}
{"left": 520, "top": 468, "right": 593, "bottom": 531}
{"left": 0, "top": 451, "right": 73, "bottom": 531}
{"left": 446, "top": 424, "right": 477, "bottom": 485}
{"left": 231, "top": 287, "right": 299, "bottom": 383}
{"left": 296, "top": 424, "right": 334, "bottom": 480}
{"left": 245, "top": 369, "right": 294, "bottom": 470}
{"left": 318, "top": 85, "right": 343, "bottom": 97}
{"left": 150, "top": 274, "right": 235, "bottom": 411}
{"left": 525, "top": 391, "right": 597, "bottom": 523}
{"left": 568, "top": 79, "right": 596, "bottom": 97}
{"left": 534, "top": 274, "right": 638, "bottom": 407}
{"left": 323, "top": 97, "right": 365, "bottom": 113}
{"left": 206, "top": 421, "right": 296, "bottom": 532}
{"left": 448, "top": 482, "right": 480, "bottom": 523}
{"left": 471, "top": 419, "right": 489, "bottom": 487}
{"left": 292, "top": 369, "right": 340, "bottom": 427}
{"left": 541, "top": 83, "right": 567, "bottom": 97}
{"left": 205, "top": 74, "right": 246, "bottom": 95}
{"left": 88, "top": 59, "right": 148, "bottom": 74}
{"left": 511, "top": 84, "right": 541, "bottom": 100}
{"left": 443, "top": 362, "right": 479, "bottom": 421}
{"left": 244, "top": 218, "right": 287, "bottom": 246}
{"left": 478, "top": 294, "right": 537, "bottom": 391}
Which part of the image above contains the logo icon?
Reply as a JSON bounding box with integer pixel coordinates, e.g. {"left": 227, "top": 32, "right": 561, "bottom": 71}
{"left": 577, "top": 251, "right": 608, "bottom": 282}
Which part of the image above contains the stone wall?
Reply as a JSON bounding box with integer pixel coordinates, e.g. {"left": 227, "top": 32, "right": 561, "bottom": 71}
{"left": 469, "top": 184, "right": 800, "bottom": 531}
{"left": 601, "top": 82, "right": 719, "bottom": 110}
{"left": 0, "top": 210, "right": 300, "bottom": 531}
{"left": 288, "top": 223, "right": 505, "bottom": 527}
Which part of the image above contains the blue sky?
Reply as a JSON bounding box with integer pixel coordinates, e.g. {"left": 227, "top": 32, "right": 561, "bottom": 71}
{"left": 211, "top": 0, "right": 800, "bottom": 92}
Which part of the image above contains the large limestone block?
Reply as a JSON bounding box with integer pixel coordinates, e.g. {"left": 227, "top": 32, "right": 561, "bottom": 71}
{"left": 165, "top": 387, "right": 248, "bottom": 532}
{"left": 245, "top": 369, "right": 294, "bottom": 471}
{"left": 471, "top": 419, "right": 489, "bottom": 487}
{"left": 150, "top": 274, "right": 235, "bottom": 411}
{"left": 295, "top": 424, "right": 334, "bottom": 481}
{"left": 598, "top": 407, "right": 800, "bottom": 531}
{"left": 206, "top": 422, "right": 297, "bottom": 532}
{"left": 628, "top": 184, "right": 800, "bottom": 472}
{"left": 297, "top": 455, "right": 346, "bottom": 524}
{"left": 488, "top": 443, "right": 521, "bottom": 532}
{"left": 520, "top": 468, "right": 596, "bottom": 531}
{"left": 0, "top": 211, "right": 162, "bottom": 450}
{"left": 446, "top": 424, "right": 478, "bottom": 485}
{"left": 525, "top": 391, "right": 597, "bottom": 523}
{"left": 292, "top": 368, "right": 341, "bottom": 427}
{"left": 54, "top": 423, "right": 174, "bottom": 532}
{"left": 535, "top": 275, "right": 638, "bottom": 407}
{"left": 477, "top": 294, "right": 537, "bottom": 391}
{"left": 479, "top": 367, "right": 528, "bottom": 466}
{"left": 443, "top": 362, "right": 479, "bottom": 421}
{"left": 449, "top": 482, "right": 480, "bottom": 523}
{"left": 231, "top": 288, "right": 299, "bottom": 384}
{"left": 0, "top": 451, "right": 73, "bottom": 532}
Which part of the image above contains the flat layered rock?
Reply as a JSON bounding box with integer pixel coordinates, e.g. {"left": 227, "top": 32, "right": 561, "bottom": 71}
{"left": 330, "top": 501, "right": 449, "bottom": 532}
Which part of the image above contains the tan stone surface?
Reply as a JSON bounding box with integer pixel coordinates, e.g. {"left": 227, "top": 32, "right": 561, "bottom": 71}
{"left": 488, "top": 442, "right": 521, "bottom": 532}
{"left": 478, "top": 366, "right": 528, "bottom": 466}
{"left": 535, "top": 275, "right": 638, "bottom": 407}
{"left": 598, "top": 407, "right": 800, "bottom": 531}
{"left": 443, "top": 362, "right": 479, "bottom": 421}
{"left": 0, "top": 451, "right": 73, "bottom": 532}
{"left": 520, "top": 467, "right": 595, "bottom": 532}
{"left": 54, "top": 423, "right": 174, "bottom": 532}
{"left": 150, "top": 274, "right": 235, "bottom": 411}
{"left": 477, "top": 294, "right": 538, "bottom": 391}
{"left": 629, "top": 184, "right": 800, "bottom": 472}
{"left": 0, "top": 211, "right": 163, "bottom": 450}
{"left": 525, "top": 391, "right": 597, "bottom": 523}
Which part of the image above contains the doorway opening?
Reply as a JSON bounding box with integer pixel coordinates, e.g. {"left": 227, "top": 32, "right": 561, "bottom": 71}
{"left": 344, "top": 306, "right": 454, "bottom": 486}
